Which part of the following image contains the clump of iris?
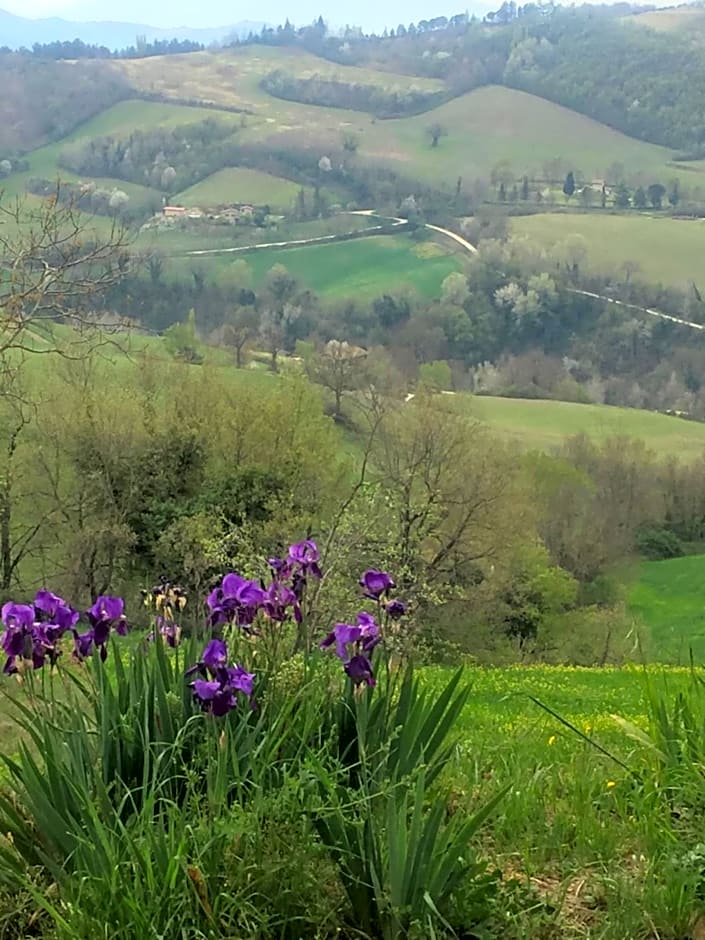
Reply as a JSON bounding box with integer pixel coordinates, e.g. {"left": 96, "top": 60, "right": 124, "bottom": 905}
{"left": 318, "top": 567, "right": 406, "bottom": 687}
{"left": 186, "top": 638, "right": 254, "bottom": 716}
{"left": 1, "top": 590, "right": 129, "bottom": 672}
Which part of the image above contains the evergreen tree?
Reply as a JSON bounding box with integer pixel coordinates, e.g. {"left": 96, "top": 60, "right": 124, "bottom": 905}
{"left": 563, "top": 171, "right": 576, "bottom": 199}
{"left": 614, "top": 182, "right": 631, "bottom": 208}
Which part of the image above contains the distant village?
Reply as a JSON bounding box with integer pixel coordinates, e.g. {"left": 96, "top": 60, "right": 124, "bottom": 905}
{"left": 141, "top": 202, "right": 269, "bottom": 231}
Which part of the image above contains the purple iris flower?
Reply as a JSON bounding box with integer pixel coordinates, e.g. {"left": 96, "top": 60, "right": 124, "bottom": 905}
{"left": 287, "top": 540, "right": 322, "bottom": 579}
{"left": 34, "top": 590, "right": 79, "bottom": 630}
{"left": 2, "top": 603, "right": 35, "bottom": 631}
{"left": 202, "top": 638, "right": 227, "bottom": 671}
{"left": 344, "top": 654, "right": 376, "bottom": 687}
{"left": 1, "top": 604, "right": 42, "bottom": 672}
{"left": 188, "top": 638, "right": 255, "bottom": 716}
{"left": 359, "top": 569, "right": 395, "bottom": 599}
{"left": 268, "top": 557, "right": 293, "bottom": 580}
{"left": 87, "top": 595, "right": 130, "bottom": 648}
{"left": 73, "top": 629, "right": 94, "bottom": 661}
{"left": 386, "top": 599, "right": 407, "bottom": 620}
{"left": 320, "top": 613, "right": 380, "bottom": 661}
{"left": 225, "top": 664, "right": 255, "bottom": 697}
{"left": 207, "top": 573, "right": 266, "bottom": 628}
{"left": 2, "top": 596, "right": 80, "bottom": 672}
{"left": 320, "top": 612, "right": 380, "bottom": 687}
{"left": 236, "top": 580, "right": 267, "bottom": 608}
{"left": 262, "top": 581, "right": 301, "bottom": 623}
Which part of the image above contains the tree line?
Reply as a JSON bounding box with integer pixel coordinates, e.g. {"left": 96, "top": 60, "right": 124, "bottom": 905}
{"left": 260, "top": 69, "right": 447, "bottom": 118}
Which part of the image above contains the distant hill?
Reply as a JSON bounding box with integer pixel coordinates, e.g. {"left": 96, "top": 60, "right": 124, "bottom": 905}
{"left": 0, "top": 8, "right": 264, "bottom": 50}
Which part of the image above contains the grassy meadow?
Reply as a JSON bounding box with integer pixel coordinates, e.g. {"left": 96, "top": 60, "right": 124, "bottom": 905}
{"left": 512, "top": 211, "right": 705, "bottom": 288}
{"left": 118, "top": 47, "right": 704, "bottom": 185}
{"left": 183, "top": 233, "right": 464, "bottom": 298}
{"left": 627, "top": 4, "right": 705, "bottom": 31}
{"left": 178, "top": 166, "right": 315, "bottom": 210}
{"left": 628, "top": 554, "right": 705, "bottom": 664}
{"left": 0, "top": 99, "right": 242, "bottom": 201}
{"left": 461, "top": 394, "right": 705, "bottom": 459}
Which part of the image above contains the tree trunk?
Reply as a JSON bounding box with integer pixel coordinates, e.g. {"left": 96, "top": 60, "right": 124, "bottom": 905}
{"left": 0, "top": 482, "right": 11, "bottom": 591}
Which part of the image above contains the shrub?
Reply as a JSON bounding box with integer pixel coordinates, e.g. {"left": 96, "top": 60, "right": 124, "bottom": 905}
{"left": 636, "top": 525, "right": 686, "bottom": 561}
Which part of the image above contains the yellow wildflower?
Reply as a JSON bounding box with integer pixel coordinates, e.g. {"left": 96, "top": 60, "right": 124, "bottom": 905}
{"left": 548, "top": 735, "right": 556, "bottom": 746}
{"left": 606, "top": 780, "right": 617, "bottom": 789}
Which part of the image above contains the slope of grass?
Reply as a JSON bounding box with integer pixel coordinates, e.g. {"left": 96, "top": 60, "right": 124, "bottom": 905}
{"left": 627, "top": 5, "right": 705, "bottom": 31}
{"left": 117, "top": 45, "right": 444, "bottom": 115}
{"left": 177, "top": 167, "right": 330, "bottom": 210}
{"left": 360, "top": 85, "right": 697, "bottom": 185}
{"left": 0, "top": 99, "right": 241, "bottom": 201}
{"left": 511, "top": 212, "right": 705, "bottom": 288}
{"left": 115, "top": 47, "right": 705, "bottom": 187}
{"left": 461, "top": 395, "right": 705, "bottom": 459}
{"left": 628, "top": 555, "right": 705, "bottom": 664}
{"left": 190, "top": 233, "right": 462, "bottom": 299}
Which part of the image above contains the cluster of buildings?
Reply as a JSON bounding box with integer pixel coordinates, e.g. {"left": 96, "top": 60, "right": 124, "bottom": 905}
{"left": 144, "top": 203, "right": 259, "bottom": 229}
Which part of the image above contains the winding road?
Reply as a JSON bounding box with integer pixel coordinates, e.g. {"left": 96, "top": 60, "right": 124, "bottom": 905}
{"left": 181, "top": 209, "right": 704, "bottom": 332}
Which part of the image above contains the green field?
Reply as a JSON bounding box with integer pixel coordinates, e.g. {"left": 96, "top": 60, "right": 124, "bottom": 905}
{"left": 178, "top": 167, "right": 303, "bottom": 209}
{"left": 627, "top": 4, "right": 705, "bottom": 31}
{"left": 462, "top": 395, "right": 705, "bottom": 458}
{"left": 629, "top": 555, "right": 705, "bottom": 664}
{"left": 186, "top": 234, "right": 463, "bottom": 299}
{"left": 0, "top": 98, "right": 241, "bottom": 202}
{"left": 512, "top": 211, "right": 705, "bottom": 288}
{"left": 360, "top": 85, "right": 696, "bottom": 185}
{"left": 117, "top": 45, "right": 444, "bottom": 117}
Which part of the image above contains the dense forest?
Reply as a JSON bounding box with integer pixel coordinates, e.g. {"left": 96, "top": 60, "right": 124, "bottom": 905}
{"left": 0, "top": 54, "right": 129, "bottom": 154}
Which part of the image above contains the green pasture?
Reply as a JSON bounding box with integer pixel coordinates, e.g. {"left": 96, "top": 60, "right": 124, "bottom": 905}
{"left": 628, "top": 554, "right": 705, "bottom": 664}
{"left": 0, "top": 98, "right": 241, "bottom": 201}
{"left": 184, "top": 233, "right": 463, "bottom": 298}
{"left": 512, "top": 211, "right": 705, "bottom": 288}
{"left": 460, "top": 394, "right": 705, "bottom": 459}
{"left": 627, "top": 5, "right": 705, "bottom": 31}
{"left": 117, "top": 45, "right": 444, "bottom": 117}
{"left": 178, "top": 167, "right": 305, "bottom": 209}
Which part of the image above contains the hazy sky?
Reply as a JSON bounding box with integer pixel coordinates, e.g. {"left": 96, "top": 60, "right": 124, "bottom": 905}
{"left": 1, "top": 0, "right": 485, "bottom": 30}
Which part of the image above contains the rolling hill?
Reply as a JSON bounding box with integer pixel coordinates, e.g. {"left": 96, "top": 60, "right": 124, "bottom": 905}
{"left": 117, "top": 47, "right": 702, "bottom": 187}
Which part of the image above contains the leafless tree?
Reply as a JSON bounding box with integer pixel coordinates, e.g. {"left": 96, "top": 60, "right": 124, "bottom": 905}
{"left": 0, "top": 186, "right": 132, "bottom": 358}
{"left": 306, "top": 339, "right": 367, "bottom": 419}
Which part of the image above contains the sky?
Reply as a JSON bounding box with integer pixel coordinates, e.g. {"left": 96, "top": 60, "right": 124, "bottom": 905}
{"left": 0, "top": 0, "right": 485, "bottom": 31}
